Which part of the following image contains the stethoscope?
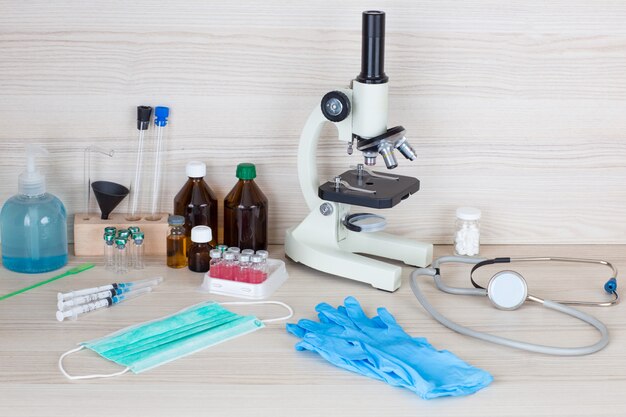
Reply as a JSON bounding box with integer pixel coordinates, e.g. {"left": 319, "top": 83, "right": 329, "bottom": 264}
{"left": 410, "top": 256, "right": 619, "bottom": 356}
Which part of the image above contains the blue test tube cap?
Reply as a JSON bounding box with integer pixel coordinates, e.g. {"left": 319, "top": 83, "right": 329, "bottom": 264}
{"left": 155, "top": 106, "right": 170, "bottom": 127}
{"left": 604, "top": 277, "right": 617, "bottom": 293}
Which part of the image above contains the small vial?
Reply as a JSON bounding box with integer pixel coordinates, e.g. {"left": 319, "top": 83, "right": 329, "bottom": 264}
{"left": 103, "top": 233, "right": 115, "bottom": 270}
{"left": 133, "top": 232, "right": 145, "bottom": 269}
{"left": 256, "top": 250, "right": 269, "bottom": 263}
{"left": 241, "top": 249, "right": 254, "bottom": 256}
{"left": 454, "top": 207, "right": 481, "bottom": 256}
{"left": 216, "top": 244, "right": 229, "bottom": 253}
{"left": 188, "top": 226, "right": 213, "bottom": 273}
{"left": 222, "top": 252, "right": 236, "bottom": 280}
{"left": 104, "top": 226, "right": 117, "bottom": 236}
{"left": 127, "top": 227, "right": 140, "bottom": 268}
{"left": 167, "top": 215, "right": 188, "bottom": 269}
{"left": 115, "top": 238, "right": 128, "bottom": 274}
{"left": 209, "top": 249, "right": 223, "bottom": 278}
{"left": 128, "top": 226, "right": 140, "bottom": 235}
{"left": 249, "top": 254, "right": 267, "bottom": 284}
{"left": 227, "top": 247, "right": 241, "bottom": 260}
{"left": 117, "top": 229, "right": 130, "bottom": 240}
{"left": 237, "top": 254, "right": 251, "bottom": 282}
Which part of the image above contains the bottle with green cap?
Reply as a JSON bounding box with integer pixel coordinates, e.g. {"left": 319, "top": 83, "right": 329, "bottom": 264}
{"left": 224, "top": 163, "right": 268, "bottom": 251}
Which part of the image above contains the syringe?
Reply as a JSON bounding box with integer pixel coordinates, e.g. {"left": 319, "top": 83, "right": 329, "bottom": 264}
{"left": 56, "top": 287, "right": 152, "bottom": 322}
{"left": 57, "top": 284, "right": 155, "bottom": 311}
{"left": 57, "top": 277, "right": 163, "bottom": 302}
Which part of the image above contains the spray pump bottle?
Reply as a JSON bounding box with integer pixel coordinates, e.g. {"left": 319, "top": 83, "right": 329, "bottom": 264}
{"left": 0, "top": 145, "right": 68, "bottom": 273}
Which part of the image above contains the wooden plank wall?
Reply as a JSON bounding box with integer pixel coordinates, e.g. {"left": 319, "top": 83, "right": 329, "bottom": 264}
{"left": 1, "top": 1, "right": 625, "bottom": 244}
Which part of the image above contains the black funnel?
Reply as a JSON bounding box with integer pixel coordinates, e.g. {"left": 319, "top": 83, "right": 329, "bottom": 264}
{"left": 91, "top": 181, "right": 130, "bottom": 220}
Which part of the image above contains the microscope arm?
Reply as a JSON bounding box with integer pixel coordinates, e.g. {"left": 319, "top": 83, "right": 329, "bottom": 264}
{"left": 297, "top": 90, "right": 353, "bottom": 211}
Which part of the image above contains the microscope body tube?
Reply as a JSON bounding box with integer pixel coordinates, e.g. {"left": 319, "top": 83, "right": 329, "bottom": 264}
{"left": 352, "top": 11, "right": 388, "bottom": 140}
{"left": 352, "top": 81, "right": 388, "bottom": 139}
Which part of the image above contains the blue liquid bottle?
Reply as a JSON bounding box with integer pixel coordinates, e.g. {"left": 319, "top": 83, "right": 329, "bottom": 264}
{"left": 0, "top": 145, "right": 68, "bottom": 273}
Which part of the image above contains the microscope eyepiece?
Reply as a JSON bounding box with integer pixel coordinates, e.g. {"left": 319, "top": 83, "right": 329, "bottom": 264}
{"left": 356, "top": 11, "right": 388, "bottom": 84}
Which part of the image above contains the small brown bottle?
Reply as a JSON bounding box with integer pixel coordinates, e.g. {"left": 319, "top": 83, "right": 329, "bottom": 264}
{"left": 173, "top": 161, "right": 218, "bottom": 247}
{"left": 166, "top": 215, "right": 188, "bottom": 268}
{"left": 188, "top": 226, "right": 213, "bottom": 272}
{"left": 224, "top": 163, "right": 268, "bottom": 251}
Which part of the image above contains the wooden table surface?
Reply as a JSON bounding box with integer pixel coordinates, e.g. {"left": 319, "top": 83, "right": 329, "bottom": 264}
{"left": 1, "top": 244, "right": 624, "bottom": 417}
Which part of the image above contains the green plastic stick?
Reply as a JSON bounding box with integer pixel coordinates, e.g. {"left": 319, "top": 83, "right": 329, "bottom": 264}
{"left": 0, "top": 263, "right": 95, "bottom": 302}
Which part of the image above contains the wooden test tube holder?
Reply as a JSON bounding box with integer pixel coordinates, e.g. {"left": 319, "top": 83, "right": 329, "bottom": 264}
{"left": 73, "top": 213, "right": 169, "bottom": 256}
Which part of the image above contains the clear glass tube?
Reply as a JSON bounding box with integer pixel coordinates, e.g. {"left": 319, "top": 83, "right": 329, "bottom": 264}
{"left": 128, "top": 129, "right": 146, "bottom": 221}
{"left": 115, "top": 239, "right": 128, "bottom": 274}
{"left": 148, "top": 124, "right": 166, "bottom": 220}
{"left": 134, "top": 239, "right": 145, "bottom": 270}
{"left": 103, "top": 235, "right": 115, "bottom": 271}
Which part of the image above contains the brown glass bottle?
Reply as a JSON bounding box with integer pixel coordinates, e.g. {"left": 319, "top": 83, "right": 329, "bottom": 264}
{"left": 188, "top": 226, "right": 213, "bottom": 273}
{"left": 166, "top": 215, "right": 188, "bottom": 268}
{"left": 173, "top": 161, "right": 218, "bottom": 247}
{"left": 224, "top": 163, "right": 268, "bottom": 251}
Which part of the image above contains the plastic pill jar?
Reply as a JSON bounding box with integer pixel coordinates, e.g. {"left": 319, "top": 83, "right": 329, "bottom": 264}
{"left": 454, "top": 207, "right": 481, "bottom": 256}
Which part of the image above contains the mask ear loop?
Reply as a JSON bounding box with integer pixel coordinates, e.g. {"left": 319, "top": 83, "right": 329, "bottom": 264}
{"left": 58, "top": 346, "right": 130, "bottom": 380}
{"left": 219, "top": 301, "right": 294, "bottom": 323}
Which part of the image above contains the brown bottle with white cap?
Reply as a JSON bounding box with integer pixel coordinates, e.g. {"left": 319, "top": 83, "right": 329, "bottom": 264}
{"left": 188, "top": 226, "right": 213, "bottom": 273}
{"left": 173, "top": 161, "right": 218, "bottom": 247}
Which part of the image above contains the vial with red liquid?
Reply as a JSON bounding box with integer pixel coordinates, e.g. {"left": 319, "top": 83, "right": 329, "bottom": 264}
{"left": 237, "top": 254, "right": 251, "bottom": 282}
{"left": 222, "top": 252, "right": 237, "bottom": 280}
{"left": 209, "top": 249, "right": 222, "bottom": 278}
{"left": 227, "top": 247, "right": 241, "bottom": 261}
{"left": 249, "top": 254, "right": 268, "bottom": 284}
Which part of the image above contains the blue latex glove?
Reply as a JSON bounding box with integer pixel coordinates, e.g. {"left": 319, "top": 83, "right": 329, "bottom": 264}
{"left": 287, "top": 296, "right": 493, "bottom": 399}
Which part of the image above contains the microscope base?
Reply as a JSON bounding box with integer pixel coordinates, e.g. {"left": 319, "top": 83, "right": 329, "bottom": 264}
{"left": 285, "top": 207, "right": 433, "bottom": 291}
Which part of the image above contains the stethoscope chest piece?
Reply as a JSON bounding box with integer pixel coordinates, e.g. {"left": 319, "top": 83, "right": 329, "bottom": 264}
{"left": 487, "top": 270, "right": 528, "bottom": 310}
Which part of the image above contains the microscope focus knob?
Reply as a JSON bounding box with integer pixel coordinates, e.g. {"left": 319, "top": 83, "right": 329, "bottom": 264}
{"left": 321, "top": 91, "right": 351, "bottom": 122}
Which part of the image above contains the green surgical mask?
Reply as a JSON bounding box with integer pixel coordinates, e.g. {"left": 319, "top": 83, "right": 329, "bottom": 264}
{"left": 59, "top": 301, "right": 293, "bottom": 380}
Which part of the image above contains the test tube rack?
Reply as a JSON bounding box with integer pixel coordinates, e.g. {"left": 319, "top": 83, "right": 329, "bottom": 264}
{"left": 73, "top": 213, "right": 169, "bottom": 256}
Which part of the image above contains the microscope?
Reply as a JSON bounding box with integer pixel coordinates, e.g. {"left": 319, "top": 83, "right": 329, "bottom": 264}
{"left": 285, "top": 11, "right": 433, "bottom": 291}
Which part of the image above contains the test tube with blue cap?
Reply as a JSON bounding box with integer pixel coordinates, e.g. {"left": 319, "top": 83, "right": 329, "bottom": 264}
{"left": 147, "top": 106, "right": 170, "bottom": 221}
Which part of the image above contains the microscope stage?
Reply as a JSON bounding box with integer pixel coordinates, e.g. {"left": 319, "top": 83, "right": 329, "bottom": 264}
{"left": 318, "top": 169, "right": 420, "bottom": 209}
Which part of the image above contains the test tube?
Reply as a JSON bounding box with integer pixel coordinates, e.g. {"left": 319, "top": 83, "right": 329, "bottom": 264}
{"left": 209, "top": 249, "right": 222, "bottom": 278}
{"left": 103, "top": 234, "right": 115, "bottom": 270}
{"left": 115, "top": 238, "right": 128, "bottom": 274}
{"left": 147, "top": 106, "right": 170, "bottom": 221}
{"left": 127, "top": 106, "right": 152, "bottom": 221}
